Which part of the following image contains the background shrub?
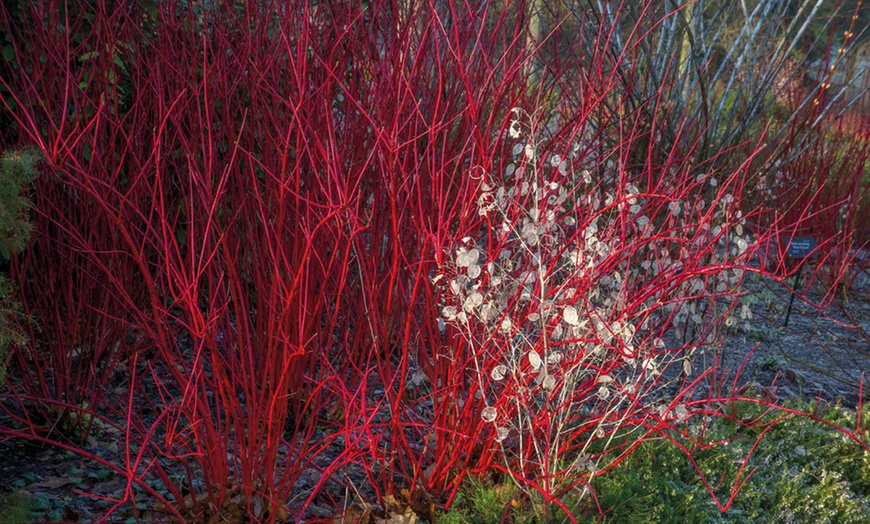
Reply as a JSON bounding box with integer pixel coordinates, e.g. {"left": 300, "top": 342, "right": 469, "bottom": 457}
{"left": 0, "top": 148, "right": 37, "bottom": 388}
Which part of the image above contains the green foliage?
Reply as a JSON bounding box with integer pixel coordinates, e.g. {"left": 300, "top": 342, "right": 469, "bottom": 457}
{"left": 439, "top": 478, "right": 591, "bottom": 524}
{"left": 442, "top": 400, "right": 870, "bottom": 523}
{"left": 590, "top": 441, "right": 714, "bottom": 523}
{"left": 0, "top": 273, "right": 28, "bottom": 387}
{"left": 592, "top": 400, "right": 870, "bottom": 523}
{"left": 0, "top": 491, "right": 37, "bottom": 524}
{"left": 0, "top": 148, "right": 38, "bottom": 260}
{"left": 0, "top": 148, "right": 38, "bottom": 388}
{"left": 438, "top": 480, "right": 514, "bottom": 524}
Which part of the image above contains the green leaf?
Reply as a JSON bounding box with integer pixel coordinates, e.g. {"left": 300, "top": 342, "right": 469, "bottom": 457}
{"left": 149, "top": 479, "right": 165, "bottom": 491}
{"left": 30, "top": 495, "right": 50, "bottom": 511}
{"left": 2, "top": 46, "right": 13, "bottom": 63}
{"left": 88, "top": 468, "right": 112, "bottom": 481}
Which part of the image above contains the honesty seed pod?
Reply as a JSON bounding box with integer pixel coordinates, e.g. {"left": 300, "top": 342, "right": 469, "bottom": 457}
{"left": 491, "top": 364, "right": 508, "bottom": 381}
{"left": 442, "top": 306, "right": 457, "bottom": 320}
{"left": 542, "top": 375, "right": 556, "bottom": 391}
{"left": 562, "top": 305, "right": 580, "bottom": 326}
{"left": 463, "top": 292, "right": 484, "bottom": 312}
{"left": 456, "top": 248, "right": 480, "bottom": 268}
{"left": 528, "top": 350, "right": 542, "bottom": 370}
{"left": 499, "top": 317, "right": 513, "bottom": 333}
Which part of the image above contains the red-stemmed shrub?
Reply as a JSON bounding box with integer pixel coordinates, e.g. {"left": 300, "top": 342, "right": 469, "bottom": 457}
{"left": 0, "top": 1, "right": 867, "bottom": 523}
{"left": 749, "top": 10, "right": 870, "bottom": 296}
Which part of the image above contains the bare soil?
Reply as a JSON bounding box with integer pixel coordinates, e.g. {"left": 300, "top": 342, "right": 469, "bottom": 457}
{"left": 717, "top": 268, "right": 870, "bottom": 408}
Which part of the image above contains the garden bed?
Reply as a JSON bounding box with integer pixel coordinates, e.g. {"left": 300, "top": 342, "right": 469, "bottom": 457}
{"left": 2, "top": 273, "right": 869, "bottom": 523}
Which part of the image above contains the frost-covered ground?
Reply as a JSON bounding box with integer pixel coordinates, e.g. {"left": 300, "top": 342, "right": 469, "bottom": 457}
{"left": 717, "top": 269, "right": 870, "bottom": 408}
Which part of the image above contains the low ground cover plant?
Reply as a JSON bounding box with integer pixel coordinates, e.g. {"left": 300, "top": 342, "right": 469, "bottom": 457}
{"left": 439, "top": 398, "right": 870, "bottom": 524}
{"left": 0, "top": 0, "right": 868, "bottom": 522}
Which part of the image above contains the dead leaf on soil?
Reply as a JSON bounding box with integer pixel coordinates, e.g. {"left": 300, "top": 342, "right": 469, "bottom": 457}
{"left": 408, "top": 486, "right": 436, "bottom": 523}
{"left": 28, "top": 476, "right": 73, "bottom": 489}
{"left": 333, "top": 505, "right": 373, "bottom": 524}
{"left": 378, "top": 493, "right": 418, "bottom": 524}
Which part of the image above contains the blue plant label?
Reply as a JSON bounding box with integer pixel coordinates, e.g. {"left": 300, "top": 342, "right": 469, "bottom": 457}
{"left": 785, "top": 237, "right": 817, "bottom": 259}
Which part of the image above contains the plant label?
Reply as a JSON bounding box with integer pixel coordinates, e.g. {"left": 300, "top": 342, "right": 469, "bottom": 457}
{"left": 785, "top": 237, "right": 817, "bottom": 259}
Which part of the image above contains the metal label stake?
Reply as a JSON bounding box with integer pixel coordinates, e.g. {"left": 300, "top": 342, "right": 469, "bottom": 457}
{"left": 783, "top": 237, "right": 817, "bottom": 328}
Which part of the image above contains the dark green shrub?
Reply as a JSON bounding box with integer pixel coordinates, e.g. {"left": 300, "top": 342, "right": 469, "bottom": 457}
{"left": 0, "top": 147, "right": 38, "bottom": 387}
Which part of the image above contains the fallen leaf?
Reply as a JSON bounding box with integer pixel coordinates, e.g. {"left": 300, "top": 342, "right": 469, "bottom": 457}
{"left": 409, "top": 486, "right": 436, "bottom": 523}
{"left": 28, "top": 476, "right": 72, "bottom": 489}
{"left": 336, "top": 505, "right": 372, "bottom": 524}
